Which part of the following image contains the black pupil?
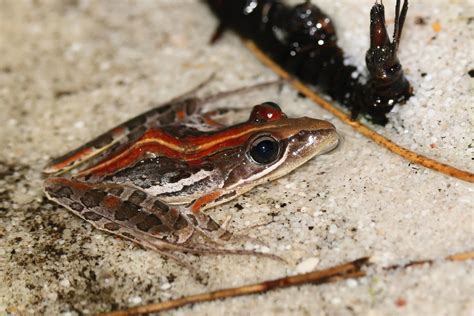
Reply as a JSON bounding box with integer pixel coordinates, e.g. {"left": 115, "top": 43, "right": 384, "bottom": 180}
{"left": 249, "top": 139, "right": 279, "bottom": 164}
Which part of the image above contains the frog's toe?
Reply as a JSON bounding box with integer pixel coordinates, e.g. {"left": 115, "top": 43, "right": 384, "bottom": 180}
{"left": 231, "top": 233, "right": 268, "bottom": 248}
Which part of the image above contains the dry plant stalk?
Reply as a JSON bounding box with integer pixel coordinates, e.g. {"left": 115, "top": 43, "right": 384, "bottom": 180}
{"left": 96, "top": 251, "right": 474, "bottom": 316}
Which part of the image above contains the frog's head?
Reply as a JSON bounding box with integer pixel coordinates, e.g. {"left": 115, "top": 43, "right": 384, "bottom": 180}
{"left": 222, "top": 102, "right": 339, "bottom": 192}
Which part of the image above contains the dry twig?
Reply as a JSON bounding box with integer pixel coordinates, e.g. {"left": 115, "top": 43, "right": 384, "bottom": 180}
{"left": 96, "top": 250, "right": 474, "bottom": 316}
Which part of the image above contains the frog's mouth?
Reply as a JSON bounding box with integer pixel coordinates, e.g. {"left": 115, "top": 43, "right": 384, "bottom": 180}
{"left": 322, "top": 131, "right": 343, "bottom": 156}
{"left": 319, "top": 130, "right": 340, "bottom": 155}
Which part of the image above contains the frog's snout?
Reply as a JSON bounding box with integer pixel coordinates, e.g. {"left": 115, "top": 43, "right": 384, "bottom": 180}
{"left": 318, "top": 127, "right": 340, "bottom": 155}
{"left": 311, "top": 118, "right": 336, "bottom": 131}
{"left": 305, "top": 118, "right": 340, "bottom": 155}
{"left": 323, "top": 131, "right": 340, "bottom": 154}
{"left": 283, "top": 117, "right": 339, "bottom": 158}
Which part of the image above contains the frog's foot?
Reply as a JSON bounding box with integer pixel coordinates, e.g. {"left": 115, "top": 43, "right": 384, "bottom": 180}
{"left": 182, "top": 211, "right": 271, "bottom": 252}
{"left": 219, "top": 215, "right": 270, "bottom": 247}
{"left": 239, "top": 219, "right": 275, "bottom": 233}
{"left": 220, "top": 215, "right": 232, "bottom": 231}
{"left": 181, "top": 211, "right": 233, "bottom": 245}
{"left": 185, "top": 243, "right": 285, "bottom": 263}
{"left": 136, "top": 238, "right": 208, "bottom": 281}
{"left": 231, "top": 233, "right": 270, "bottom": 248}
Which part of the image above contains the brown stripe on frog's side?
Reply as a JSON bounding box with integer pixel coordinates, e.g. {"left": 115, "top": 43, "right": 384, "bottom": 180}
{"left": 74, "top": 111, "right": 309, "bottom": 178}
{"left": 43, "top": 125, "right": 128, "bottom": 175}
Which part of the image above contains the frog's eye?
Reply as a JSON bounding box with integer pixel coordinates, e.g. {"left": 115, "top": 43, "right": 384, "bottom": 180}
{"left": 248, "top": 136, "right": 280, "bottom": 164}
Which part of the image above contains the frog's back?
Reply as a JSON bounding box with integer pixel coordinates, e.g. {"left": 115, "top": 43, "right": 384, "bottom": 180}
{"left": 42, "top": 98, "right": 218, "bottom": 177}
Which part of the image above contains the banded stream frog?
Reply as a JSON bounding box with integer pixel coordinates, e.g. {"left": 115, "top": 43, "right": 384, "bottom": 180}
{"left": 43, "top": 84, "right": 339, "bottom": 259}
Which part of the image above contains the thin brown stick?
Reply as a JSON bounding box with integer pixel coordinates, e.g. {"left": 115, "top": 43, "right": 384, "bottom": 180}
{"left": 96, "top": 257, "right": 369, "bottom": 316}
{"left": 242, "top": 41, "right": 474, "bottom": 183}
{"left": 95, "top": 250, "right": 473, "bottom": 316}
{"left": 446, "top": 250, "right": 474, "bottom": 262}
{"left": 384, "top": 250, "right": 474, "bottom": 271}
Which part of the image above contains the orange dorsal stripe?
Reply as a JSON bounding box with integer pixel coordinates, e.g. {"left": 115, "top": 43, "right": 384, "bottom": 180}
{"left": 78, "top": 122, "right": 285, "bottom": 176}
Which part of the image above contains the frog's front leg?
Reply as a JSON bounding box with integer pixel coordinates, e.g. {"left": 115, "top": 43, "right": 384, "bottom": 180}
{"left": 181, "top": 207, "right": 233, "bottom": 243}
{"left": 179, "top": 191, "right": 264, "bottom": 247}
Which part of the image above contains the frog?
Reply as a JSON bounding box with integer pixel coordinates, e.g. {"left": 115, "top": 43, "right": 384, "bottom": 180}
{"left": 43, "top": 83, "right": 339, "bottom": 262}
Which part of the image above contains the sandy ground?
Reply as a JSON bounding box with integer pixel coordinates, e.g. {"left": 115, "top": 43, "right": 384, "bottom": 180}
{"left": 1, "top": 0, "right": 473, "bottom": 315}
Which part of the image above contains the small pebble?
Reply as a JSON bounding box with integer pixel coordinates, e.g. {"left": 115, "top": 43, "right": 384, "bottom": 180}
{"left": 59, "top": 278, "right": 70, "bottom": 288}
{"left": 295, "top": 257, "right": 319, "bottom": 273}
{"left": 47, "top": 292, "right": 58, "bottom": 301}
{"left": 160, "top": 283, "right": 171, "bottom": 290}
{"left": 129, "top": 296, "right": 142, "bottom": 305}
{"left": 346, "top": 279, "right": 358, "bottom": 288}
{"left": 74, "top": 121, "right": 85, "bottom": 129}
